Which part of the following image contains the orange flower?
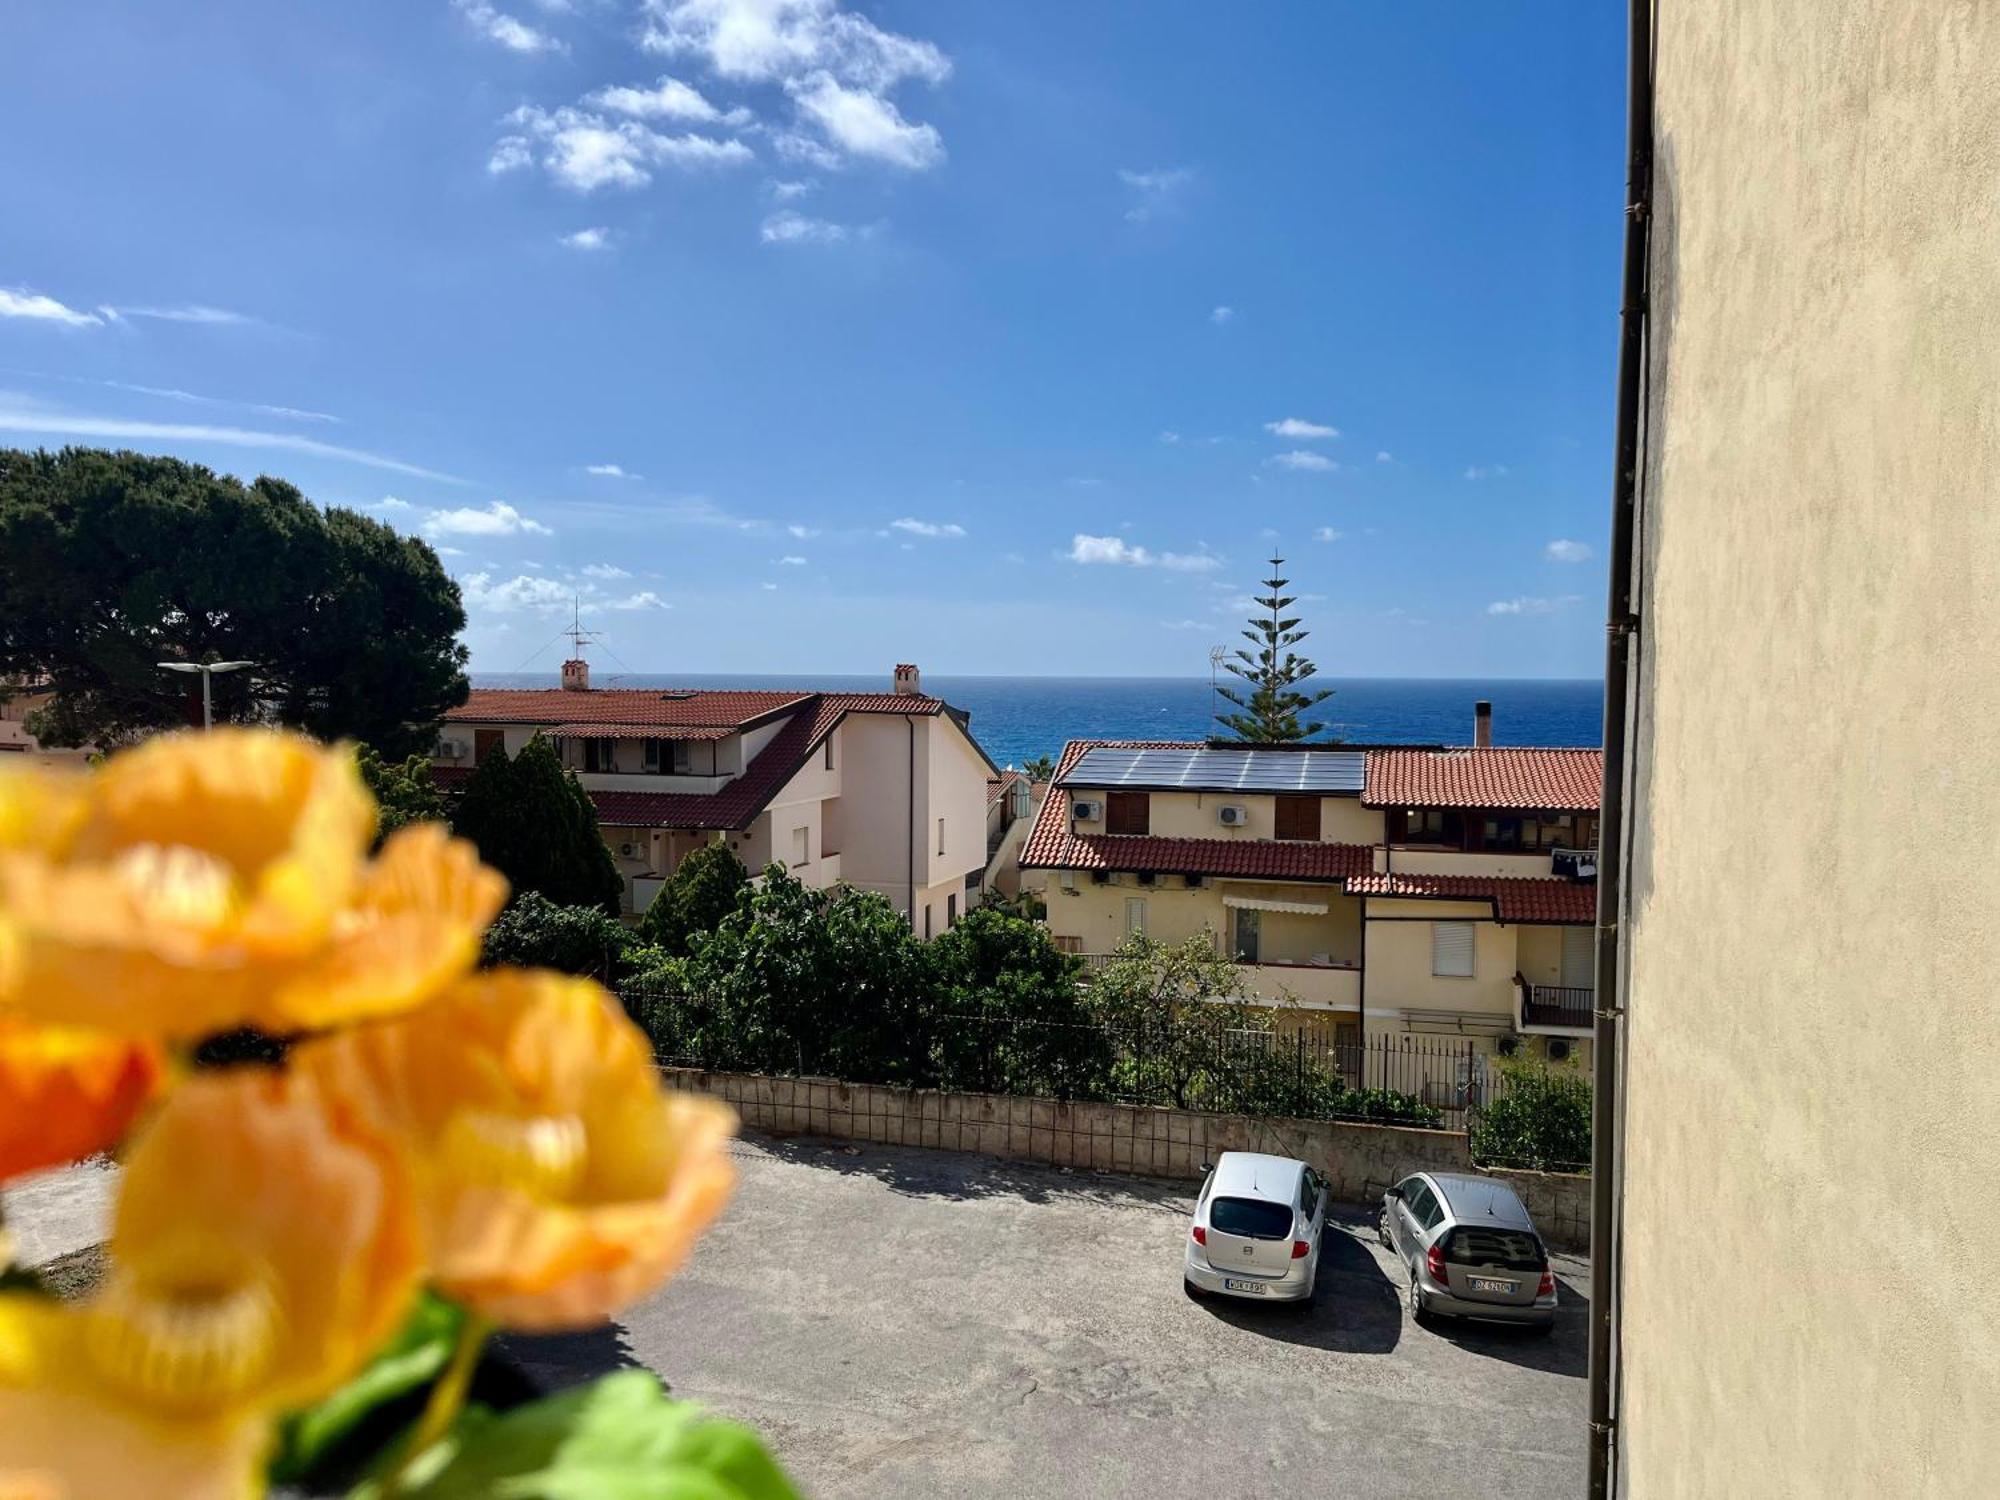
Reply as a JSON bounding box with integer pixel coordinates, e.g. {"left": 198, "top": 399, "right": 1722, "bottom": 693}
{"left": 0, "top": 731, "right": 503, "bottom": 1038}
{"left": 0, "top": 1068, "right": 422, "bottom": 1499}
{"left": 301, "top": 970, "right": 736, "bottom": 1331}
{"left": 0, "top": 1018, "right": 162, "bottom": 1183}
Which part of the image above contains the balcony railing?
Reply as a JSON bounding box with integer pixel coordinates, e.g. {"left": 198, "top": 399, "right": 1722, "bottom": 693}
{"left": 1521, "top": 982, "right": 1594, "bottom": 1030}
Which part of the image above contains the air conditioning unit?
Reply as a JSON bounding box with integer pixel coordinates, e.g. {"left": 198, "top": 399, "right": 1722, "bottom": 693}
{"left": 1072, "top": 799, "right": 1104, "bottom": 822}
{"left": 1217, "top": 804, "right": 1249, "bottom": 827}
{"left": 617, "top": 842, "right": 641, "bottom": 859}
{"left": 1546, "top": 1038, "right": 1574, "bottom": 1064}
{"left": 434, "top": 736, "right": 470, "bottom": 761}
{"left": 1184, "top": 874, "right": 1205, "bottom": 889}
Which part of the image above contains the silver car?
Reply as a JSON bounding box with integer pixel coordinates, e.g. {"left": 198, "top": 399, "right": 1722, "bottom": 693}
{"left": 1183, "top": 1152, "right": 1327, "bottom": 1304}
{"left": 1380, "top": 1171, "right": 1557, "bottom": 1331}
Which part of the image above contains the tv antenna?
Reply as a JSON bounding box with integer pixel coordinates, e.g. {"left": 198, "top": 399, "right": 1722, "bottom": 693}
{"left": 566, "top": 596, "right": 602, "bottom": 659}
{"left": 1208, "top": 644, "right": 1228, "bottom": 731}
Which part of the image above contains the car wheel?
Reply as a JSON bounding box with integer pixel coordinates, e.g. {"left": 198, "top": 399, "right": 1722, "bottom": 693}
{"left": 1407, "top": 1273, "right": 1428, "bottom": 1322}
{"left": 1183, "top": 1277, "right": 1207, "bottom": 1302}
{"left": 1377, "top": 1213, "right": 1392, "bottom": 1248}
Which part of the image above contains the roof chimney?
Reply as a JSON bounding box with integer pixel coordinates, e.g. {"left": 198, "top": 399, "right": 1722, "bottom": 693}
{"left": 893, "top": 663, "right": 921, "bottom": 697}
{"left": 1473, "top": 700, "right": 1492, "bottom": 748}
{"left": 561, "top": 658, "right": 590, "bottom": 692}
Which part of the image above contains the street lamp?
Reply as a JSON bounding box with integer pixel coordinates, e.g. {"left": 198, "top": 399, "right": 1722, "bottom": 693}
{"left": 157, "top": 660, "right": 256, "bottom": 732}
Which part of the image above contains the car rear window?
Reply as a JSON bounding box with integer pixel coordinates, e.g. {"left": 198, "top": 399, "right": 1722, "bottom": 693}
{"left": 1445, "top": 1226, "right": 1545, "bottom": 1271}
{"left": 1209, "top": 1196, "right": 1295, "bottom": 1240}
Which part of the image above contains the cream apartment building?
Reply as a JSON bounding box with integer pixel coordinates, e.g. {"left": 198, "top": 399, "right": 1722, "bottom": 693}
{"left": 1020, "top": 718, "right": 1602, "bottom": 1064}
{"left": 434, "top": 662, "right": 997, "bottom": 934}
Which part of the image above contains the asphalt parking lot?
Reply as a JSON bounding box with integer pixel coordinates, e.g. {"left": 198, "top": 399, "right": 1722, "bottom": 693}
{"left": 503, "top": 1131, "right": 1588, "bottom": 1499}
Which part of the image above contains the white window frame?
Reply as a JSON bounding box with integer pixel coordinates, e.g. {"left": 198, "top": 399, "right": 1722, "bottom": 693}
{"left": 792, "top": 825, "right": 810, "bottom": 866}
{"left": 1431, "top": 920, "right": 1476, "bottom": 979}
{"left": 1126, "top": 897, "right": 1148, "bottom": 937}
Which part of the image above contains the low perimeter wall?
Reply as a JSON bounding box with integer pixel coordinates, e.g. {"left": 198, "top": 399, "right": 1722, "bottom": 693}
{"left": 662, "top": 1068, "right": 1590, "bottom": 1252}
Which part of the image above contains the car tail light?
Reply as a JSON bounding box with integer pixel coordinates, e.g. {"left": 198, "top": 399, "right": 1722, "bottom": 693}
{"left": 1290, "top": 1239, "right": 1310, "bottom": 1259}
{"left": 1425, "top": 1242, "right": 1447, "bottom": 1284}
{"left": 1537, "top": 1268, "right": 1556, "bottom": 1297}
{"left": 1191, "top": 1225, "right": 1206, "bottom": 1246}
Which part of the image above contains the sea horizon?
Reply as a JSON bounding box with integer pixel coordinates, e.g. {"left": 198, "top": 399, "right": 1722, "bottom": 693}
{"left": 474, "top": 672, "right": 1604, "bottom": 769}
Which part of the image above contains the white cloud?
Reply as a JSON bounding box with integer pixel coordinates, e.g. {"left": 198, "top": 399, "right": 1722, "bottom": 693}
{"left": 775, "top": 554, "right": 807, "bottom": 565}
{"left": 461, "top": 571, "right": 573, "bottom": 613}
{"left": 1313, "top": 526, "right": 1343, "bottom": 542}
{"left": 761, "top": 580, "right": 780, "bottom": 590}
{"left": 369, "top": 496, "right": 415, "bottom": 514}
{"left": 785, "top": 72, "right": 942, "bottom": 169}
{"left": 1160, "top": 619, "right": 1209, "bottom": 631}
{"left": 106, "top": 303, "right": 257, "bottom": 326}
{"left": 1465, "top": 463, "right": 1511, "bottom": 480}
{"left": 1265, "top": 417, "right": 1339, "bottom": 440}
{"left": 1158, "top": 430, "right": 1181, "bottom": 445}
{"left": 1487, "top": 594, "right": 1584, "bottom": 616}
{"left": 1376, "top": 450, "right": 1393, "bottom": 463}
{"left": 505, "top": 105, "right": 753, "bottom": 192}
{"left": 759, "top": 209, "right": 849, "bottom": 244}
{"left": 0, "top": 407, "right": 464, "bottom": 482}
{"left": 785, "top": 523, "right": 818, "bottom": 538}
{"left": 488, "top": 136, "right": 533, "bottom": 174}
{"left": 584, "top": 463, "right": 629, "bottom": 477}
{"left": 1210, "top": 305, "right": 1234, "bottom": 325}
{"left": 1067, "top": 534, "right": 1220, "bottom": 572}
{"left": 21, "top": 371, "right": 338, "bottom": 423}
{"left": 1119, "top": 166, "right": 1191, "bottom": 222}
{"left": 603, "top": 589, "right": 670, "bottom": 610}
{"left": 1268, "top": 450, "right": 1337, "bottom": 472}
{"left": 640, "top": 0, "right": 950, "bottom": 91}
{"left": 452, "top": 0, "right": 563, "bottom": 54}
{"left": 768, "top": 178, "right": 814, "bottom": 199}
{"left": 1545, "top": 538, "right": 1594, "bottom": 563}
{"left": 581, "top": 563, "right": 631, "bottom": 578}
{"left": 889, "top": 517, "right": 965, "bottom": 538}
{"left": 0, "top": 288, "right": 102, "bottom": 327}
{"left": 559, "top": 226, "right": 611, "bottom": 250}
{"left": 434, "top": 545, "right": 466, "bottom": 557}
{"left": 423, "top": 500, "right": 553, "bottom": 538}
{"left": 586, "top": 75, "right": 750, "bottom": 126}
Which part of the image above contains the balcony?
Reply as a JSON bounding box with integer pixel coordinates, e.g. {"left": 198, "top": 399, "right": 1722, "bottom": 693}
{"left": 1516, "top": 978, "right": 1595, "bottom": 1032}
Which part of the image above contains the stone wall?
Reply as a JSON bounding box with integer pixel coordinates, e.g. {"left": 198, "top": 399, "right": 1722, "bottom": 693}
{"left": 663, "top": 1068, "right": 1590, "bottom": 1251}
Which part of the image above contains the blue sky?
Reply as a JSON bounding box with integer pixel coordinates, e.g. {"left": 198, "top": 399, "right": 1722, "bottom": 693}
{"left": 0, "top": 1, "right": 1624, "bottom": 678}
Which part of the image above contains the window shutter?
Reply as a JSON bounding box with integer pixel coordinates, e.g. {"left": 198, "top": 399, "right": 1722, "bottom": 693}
{"left": 1431, "top": 921, "right": 1476, "bottom": 978}
{"left": 1561, "top": 925, "right": 1595, "bottom": 988}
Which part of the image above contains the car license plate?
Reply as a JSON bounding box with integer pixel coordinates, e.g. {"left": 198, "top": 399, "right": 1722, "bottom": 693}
{"left": 1223, "top": 1277, "right": 1268, "bottom": 1294}
{"left": 1470, "top": 1277, "right": 1515, "bottom": 1295}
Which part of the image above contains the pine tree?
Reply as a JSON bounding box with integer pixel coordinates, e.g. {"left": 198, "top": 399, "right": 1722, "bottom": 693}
{"left": 450, "top": 735, "right": 625, "bottom": 915}
{"left": 1214, "top": 555, "right": 1333, "bottom": 742}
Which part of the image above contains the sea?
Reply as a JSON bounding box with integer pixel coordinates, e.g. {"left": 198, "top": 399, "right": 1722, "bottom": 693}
{"left": 472, "top": 673, "right": 1604, "bottom": 772}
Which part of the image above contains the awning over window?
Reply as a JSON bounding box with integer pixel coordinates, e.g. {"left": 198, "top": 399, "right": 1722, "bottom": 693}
{"left": 1220, "top": 894, "right": 1329, "bottom": 916}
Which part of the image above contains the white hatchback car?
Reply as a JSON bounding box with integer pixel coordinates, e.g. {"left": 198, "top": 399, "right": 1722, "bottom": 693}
{"left": 1183, "top": 1152, "right": 1328, "bottom": 1304}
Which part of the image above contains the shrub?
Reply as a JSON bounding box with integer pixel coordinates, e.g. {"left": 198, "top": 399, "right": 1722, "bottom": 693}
{"left": 356, "top": 744, "right": 446, "bottom": 846}
{"left": 925, "top": 906, "right": 1107, "bottom": 1097}
{"left": 639, "top": 841, "right": 749, "bottom": 956}
{"left": 1470, "top": 1057, "right": 1593, "bottom": 1172}
{"left": 451, "top": 735, "right": 624, "bottom": 914}
{"left": 481, "top": 891, "right": 633, "bottom": 981}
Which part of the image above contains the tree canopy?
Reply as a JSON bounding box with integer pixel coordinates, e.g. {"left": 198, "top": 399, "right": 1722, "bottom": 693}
{"left": 356, "top": 745, "right": 447, "bottom": 846}
{"left": 638, "top": 840, "right": 749, "bottom": 956}
{"left": 0, "top": 447, "right": 469, "bottom": 755}
{"left": 451, "top": 735, "right": 625, "bottom": 915}
{"left": 1214, "top": 554, "right": 1333, "bottom": 743}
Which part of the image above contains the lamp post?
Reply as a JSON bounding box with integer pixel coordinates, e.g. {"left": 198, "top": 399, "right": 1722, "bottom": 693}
{"left": 157, "top": 660, "right": 256, "bottom": 732}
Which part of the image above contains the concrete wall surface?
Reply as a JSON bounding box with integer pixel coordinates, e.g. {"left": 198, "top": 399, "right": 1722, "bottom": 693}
{"left": 663, "top": 1067, "right": 1591, "bottom": 1251}
{"left": 1624, "top": 3, "right": 2000, "bottom": 1492}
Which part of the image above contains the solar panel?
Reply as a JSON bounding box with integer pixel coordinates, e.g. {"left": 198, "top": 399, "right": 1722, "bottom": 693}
{"left": 1067, "top": 747, "right": 1365, "bottom": 793}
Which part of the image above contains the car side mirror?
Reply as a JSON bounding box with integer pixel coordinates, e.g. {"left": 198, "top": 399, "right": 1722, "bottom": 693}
{"left": 1199, "top": 1160, "right": 1213, "bottom": 1176}
{"left": 1384, "top": 1185, "right": 1403, "bottom": 1199}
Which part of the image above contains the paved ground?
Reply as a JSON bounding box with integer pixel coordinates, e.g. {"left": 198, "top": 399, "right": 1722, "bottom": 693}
{"left": 505, "top": 1132, "right": 1588, "bottom": 1498}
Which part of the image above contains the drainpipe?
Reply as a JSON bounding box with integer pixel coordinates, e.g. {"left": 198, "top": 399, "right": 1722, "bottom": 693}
{"left": 1588, "top": 2, "right": 1654, "bottom": 1495}
{"left": 906, "top": 716, "right": 917, "bottom": 925}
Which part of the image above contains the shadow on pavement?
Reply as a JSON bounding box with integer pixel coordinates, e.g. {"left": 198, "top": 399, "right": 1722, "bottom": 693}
{"left": 1423, "top": 1277, "right": 1590, "bottom": 1378}
{"left": 1194, "top": 1222, "right": 1402, "bottom": 1354}
{"left": 493, "top": 1321, "right": 646, "bottom": 1394}
{"left": 749, "top": 1130, "right": 1193, "bottom": 1216}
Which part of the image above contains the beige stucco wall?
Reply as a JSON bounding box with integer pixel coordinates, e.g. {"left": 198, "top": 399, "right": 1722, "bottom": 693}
{"left": 1621, "top": 5, "right": 2000, "bottom": 1492}
{"left": 1362, "top": 902, "right": 1516, "bottom": 1021}
{"left": 923, "top": 716, "right": 989, "bottom": 890}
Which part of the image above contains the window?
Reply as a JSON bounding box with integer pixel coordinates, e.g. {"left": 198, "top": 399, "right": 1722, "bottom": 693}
{"left": 1105, "top": 791, "right": 1150, "bottom": 836}
{"left": 672, "top": 740, "right": 694, "bottom": 774}
{"left": 1125, "top": 897, "right": 1148, "bottom": 936}
{"left": 1445, "top": 1226, "right": 1546, "bottom": 1272}
{"left": 792, "top": 826, "right": 809, "bottom": 866}
{"left": 1404, "top": 1180, "right": 1442, "bottom": 1230}
{"left": 946, "top": 892, "right": 957, "bottom": 927}
{"left": 1209, "top": 1197, "right": 1294, "bottom": 1240}
{"left": 938, "top": 817, "right": 946, "bottom": 856}
{"left": 1561, "top": 925, "right": 1596, "bottom": 988}
{"left": 473, "top": 728, "right": 504, "bottom": 765}
{"left": 1274, "top": 794, "right": 1321, "bottom": 841}
{"left": 824, "top": 736, "right": 834, "bottom": 771}
{"left": 1432, "top": 921, "right": 1476, "bottom": 978}
{"left": 642, "top": 737, "right": 663, "bottom": 772}
{"left": 583, "top": 738, "right": 614, "bottom": 774}
{"left": 923, "top": 904, "right": 933, "bottom": 940}
{"left": 1233, "top": 906, "right": 1261, "bottom": 962}
{"left": 1396, "top": 807, "right": 1464, "bottom": 845}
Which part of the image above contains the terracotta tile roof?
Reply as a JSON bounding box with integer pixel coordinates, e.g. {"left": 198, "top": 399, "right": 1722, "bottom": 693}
{"left": 547, "top": 722, "right": 736, "bottom": 740}
{"left": 448, "top": 687, "right": 815, "bottom": 729}
{"left": 1362, "top": 748, "right": 1603, "bottom": 812}
{"left": 1024, "top": 740, "right": 1371, "bottom": 882}
{"left": 437, "top": 691, "right": 975, "bottom": 832}
{"left": 987, "top": 769, "right": 1020, "bottom": 807}
{"left": 1346, "top": 871, "right": 1597, "bottom": 923}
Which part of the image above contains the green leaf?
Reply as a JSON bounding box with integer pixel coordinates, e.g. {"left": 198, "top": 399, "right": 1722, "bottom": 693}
{"left": 270, "top": 1292, "right": 465, "bottom": 1483}
{"left": 361, "top": 1369, "right": 798, "bottom": 1500}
